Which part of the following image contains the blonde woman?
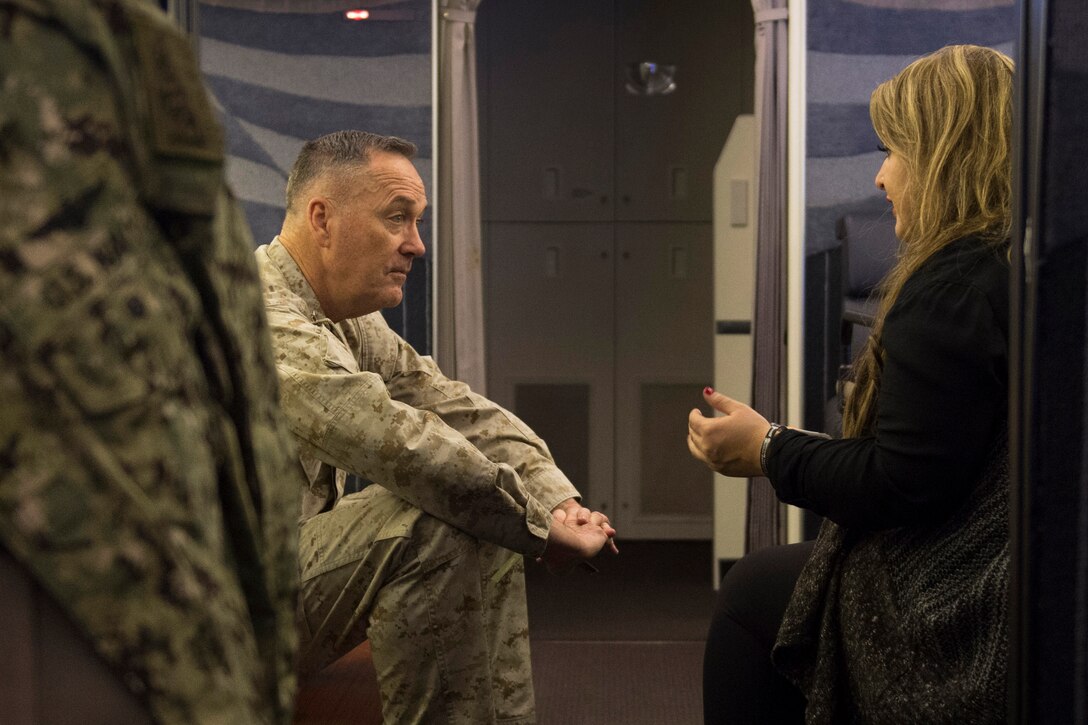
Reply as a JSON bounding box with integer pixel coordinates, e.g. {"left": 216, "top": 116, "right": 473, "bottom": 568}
{"left": 690, "top": 45, "right": 1013, "bottom": 723}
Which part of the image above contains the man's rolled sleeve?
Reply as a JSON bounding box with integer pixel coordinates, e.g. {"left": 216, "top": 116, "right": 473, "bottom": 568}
{"left": 522, "top": 469, "right": 581, "bottom": 514}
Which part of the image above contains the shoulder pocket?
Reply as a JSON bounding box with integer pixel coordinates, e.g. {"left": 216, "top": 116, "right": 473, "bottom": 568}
{"left": 127, "top": 4, "right": 224, "bottom": 217}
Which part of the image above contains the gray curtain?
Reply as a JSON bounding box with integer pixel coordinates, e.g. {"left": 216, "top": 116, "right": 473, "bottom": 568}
{"left": 746, "top": 0, "right": 789, "bottom": 552}
{"left": 165, "top": 0, "right": 200, "bottom": 41}
{"left": 437, "top": 0, "right": 487, "bottom": 393}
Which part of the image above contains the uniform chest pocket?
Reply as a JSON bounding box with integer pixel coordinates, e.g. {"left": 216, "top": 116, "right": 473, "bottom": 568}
{"left": 38, "top": 273, "right": 200, "bottom": 417}
{"left": 320, "top": 327, "right": 360, "bottom": 374}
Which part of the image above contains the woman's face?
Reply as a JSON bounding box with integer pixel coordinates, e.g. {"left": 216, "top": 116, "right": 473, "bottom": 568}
{"left": 875, "top": 148, "right": 910, "bottom": 239}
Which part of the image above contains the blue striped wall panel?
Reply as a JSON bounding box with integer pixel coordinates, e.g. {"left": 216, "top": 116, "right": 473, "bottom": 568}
{"left": 198, "top": 0, "right": 433, "bottom": 353}
{"left": 805, "top": 0, "right": 1017, "bottom": 254}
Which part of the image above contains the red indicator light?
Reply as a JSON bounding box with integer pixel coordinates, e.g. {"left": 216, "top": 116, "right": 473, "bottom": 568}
{"left": 345, "top": 9, "right": 370, "bottom": 20}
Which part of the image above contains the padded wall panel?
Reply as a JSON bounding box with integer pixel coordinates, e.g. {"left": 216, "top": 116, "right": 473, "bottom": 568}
{"left": 640, "top": 384, "right": 713, "bottom": 517}
{"left": 515, "top": 384, "right": 591, "bottom": 500}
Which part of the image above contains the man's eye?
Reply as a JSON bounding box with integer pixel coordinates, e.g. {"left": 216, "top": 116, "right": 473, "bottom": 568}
{"left": 415, "top": 217, "right": 425, "bottom": 227}
{"left": 390, "top": 214, "right": 405, "bottom": 223}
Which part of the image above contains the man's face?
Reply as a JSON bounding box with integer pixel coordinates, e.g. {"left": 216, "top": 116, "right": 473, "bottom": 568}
{"left": 324, "top": 151, "right": 427, "bottom": 318}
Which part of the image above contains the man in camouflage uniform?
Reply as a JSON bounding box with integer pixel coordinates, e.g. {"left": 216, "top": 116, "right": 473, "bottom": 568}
{"left": 257, "top": 130, "right": 616, "bottom": 724}
{"left": 0, "top": 1, "right": 300, "bottom": 722}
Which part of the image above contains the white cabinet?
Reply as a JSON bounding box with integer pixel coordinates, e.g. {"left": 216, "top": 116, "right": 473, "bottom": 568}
{"left": 479, "top": 0, "right": 753, "bottom": 538}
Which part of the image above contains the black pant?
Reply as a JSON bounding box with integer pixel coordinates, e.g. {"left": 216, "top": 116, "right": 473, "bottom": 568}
{"left": 703, "top": 541, "right": 815, "bottom": 724}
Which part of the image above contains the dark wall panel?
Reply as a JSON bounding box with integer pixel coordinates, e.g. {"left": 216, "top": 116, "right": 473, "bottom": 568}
{"left": 1014, "top": 0, "right": 1088, "bottom": 720}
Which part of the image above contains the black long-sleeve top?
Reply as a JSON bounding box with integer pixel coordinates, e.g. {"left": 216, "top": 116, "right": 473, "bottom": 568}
{"left": 767, "top": 237, "right": 1009, "bottom": 530}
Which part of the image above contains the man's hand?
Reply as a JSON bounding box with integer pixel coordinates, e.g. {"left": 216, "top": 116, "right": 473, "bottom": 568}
{"left": 551, "top": 498, "right": 619, "bottom": 554}
{"left": 551, "top": 498, "right": 608, "bottom": 526}
{"left": 539, "top": 506, "right": 618, "bottom": 574}
{"left": 687, "top": 387, "right": 770, "bottom": 477}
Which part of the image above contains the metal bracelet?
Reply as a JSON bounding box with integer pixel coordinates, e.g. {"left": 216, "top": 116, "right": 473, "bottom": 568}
{"left": 760, "top": 423, "right": 786, "bottom": 477}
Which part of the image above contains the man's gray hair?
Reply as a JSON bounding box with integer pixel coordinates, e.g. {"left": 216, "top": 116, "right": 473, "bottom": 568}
{"left": 285, "top": 130, "right": 417, "bottom": 211}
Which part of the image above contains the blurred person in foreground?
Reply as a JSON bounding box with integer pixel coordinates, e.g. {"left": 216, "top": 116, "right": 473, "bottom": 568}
{"left": 0, "top": 1, "right": 300, "bottom": 722}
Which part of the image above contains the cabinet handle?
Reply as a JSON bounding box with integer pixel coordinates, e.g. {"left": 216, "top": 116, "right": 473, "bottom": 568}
{"left": 545, "top": 247, "right": 560, "bottom": 278}
{"left": 670, "top": 166, "right": 689, "bottom": 200}
{"left": 543, "top": 167, "right": 560, "bottom": 199}
{"left": 670, "top": 246, "right": 688, "bottom": 278}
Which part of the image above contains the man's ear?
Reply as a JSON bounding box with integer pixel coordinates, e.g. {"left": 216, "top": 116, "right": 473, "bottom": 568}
{"left": 307, "top": 197, "right": 333, "bottom": 246}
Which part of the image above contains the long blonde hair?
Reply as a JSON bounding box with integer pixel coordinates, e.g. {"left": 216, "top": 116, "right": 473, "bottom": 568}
{"left": 842, "top": 45, "right": 1014, "bottom": 438}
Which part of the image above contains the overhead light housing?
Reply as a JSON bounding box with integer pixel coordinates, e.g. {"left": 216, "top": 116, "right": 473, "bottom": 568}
{"left": 625, "top": 62, "right": 677, "bottom": 96}
{"left": 345, "top": 9, "right": 370, "bottom": 20}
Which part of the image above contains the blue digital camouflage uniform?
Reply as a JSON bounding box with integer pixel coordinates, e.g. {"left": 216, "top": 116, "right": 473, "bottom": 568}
{"left": 256, "top": 237, "right": 581, "bottom": 724}
{"left": 0, "top": 1, "right": 301, "bottom": 722}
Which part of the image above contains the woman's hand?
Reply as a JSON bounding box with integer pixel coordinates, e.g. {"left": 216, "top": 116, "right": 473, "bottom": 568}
{"left": 687, "top": 387, "right": 771, "bottom": 477}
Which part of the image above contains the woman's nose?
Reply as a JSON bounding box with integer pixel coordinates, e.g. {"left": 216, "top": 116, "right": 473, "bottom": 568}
{"left": 875, "top": 156, "right": 890, "bottom": 191}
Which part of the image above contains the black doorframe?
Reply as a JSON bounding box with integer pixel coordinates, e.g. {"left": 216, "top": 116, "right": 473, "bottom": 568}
{"left": 1010, "top": 0, "right": 1088, "bottom": 721}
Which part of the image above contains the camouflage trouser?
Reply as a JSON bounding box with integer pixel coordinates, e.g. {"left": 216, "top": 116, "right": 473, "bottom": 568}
{"left": 297, "top": 486, "right": 536, "bottom": 724}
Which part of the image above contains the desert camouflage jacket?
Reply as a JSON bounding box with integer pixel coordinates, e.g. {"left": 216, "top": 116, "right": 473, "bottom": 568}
{"left": 256, "top": 237, "right": 580, "bottom": 557}
{"left": 0, "top": 1, "right": 300, "bottom": 722}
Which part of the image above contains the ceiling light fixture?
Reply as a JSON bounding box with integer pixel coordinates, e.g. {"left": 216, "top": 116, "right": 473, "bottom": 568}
{"left": 625, "top": 62, "right": 677, "bottom": 96}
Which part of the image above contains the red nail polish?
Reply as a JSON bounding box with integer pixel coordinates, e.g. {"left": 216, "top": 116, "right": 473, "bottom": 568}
{"left": 704, "top": 386, "right": 714, "bottom": 395}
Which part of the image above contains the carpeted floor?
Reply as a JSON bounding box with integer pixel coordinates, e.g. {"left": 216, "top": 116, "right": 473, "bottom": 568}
{"left": 526, "top": 540, "right": 716, "bottom": 725}
{"left": 293, "top": 540, "right": 718, "bottom": 724}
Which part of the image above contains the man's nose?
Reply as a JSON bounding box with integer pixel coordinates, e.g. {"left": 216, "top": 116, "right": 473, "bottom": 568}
{"left": 404, "top": 225, "right": 426, "bottom": 257}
